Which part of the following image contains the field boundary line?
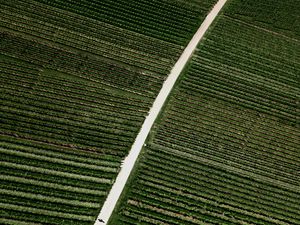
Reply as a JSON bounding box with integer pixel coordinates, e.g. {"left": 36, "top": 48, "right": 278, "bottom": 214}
{"left": 94, "top": 1, "right": 228, "bottom": 224}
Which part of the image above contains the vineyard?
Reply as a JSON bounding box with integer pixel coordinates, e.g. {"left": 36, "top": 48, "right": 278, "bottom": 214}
{"left": 0, "top": 0, "right": 218, "bottom": 224}
{"left": 1, "top": 0, "right": 299, "bottom": 224}
{"left": 110, "top": 0, "right": 300, "bottom": 224}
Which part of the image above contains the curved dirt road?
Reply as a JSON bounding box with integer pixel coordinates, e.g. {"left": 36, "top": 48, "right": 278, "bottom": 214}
{"left": 94, "top": 0, "right": 228, "bottom": 224}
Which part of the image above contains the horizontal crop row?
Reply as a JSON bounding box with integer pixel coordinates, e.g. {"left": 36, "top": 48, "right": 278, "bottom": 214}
{"left": 0, "top": 0, "right": 222, "bottom": 224}
{"left": 6, "top": 0, "right": 183, "bottom": 55}
{"left": 145, "top": 147, "right": 299, "bottom": 209}
{"left": 111, "top": 2, "right": 300, "bottom": 224}
{"left": 182, "top": 15, "right": 299, "bottom": 126}
{"left": 0, "top": 135, "right": 122, "bottom": 165}
{"left": 1, "top": 59, "right": 151, "bottom": 156}
{"left": 153, "top": 93, "right": 300, "bottom": 187}
{"left": 225, "top": 0, "right": 299, "bottom": 38}
{"left": 0, "top": 140, "right": 119, "bottom": 225}
{"left": 1, "top": 67, "right": 152, "bottom": 111}
{"left": 114, "top": 145, "right": 300, "bottom": 225}
{"left": 1, "top": 32, "right": 165, "bottom": 98}
{"left": 0, "top": 8, "right": 174, "bottom": 75}
{"left": 2, "top": 0, "right": 183, "bottom": 59}
{"left": 31, "top": 0, "right": 216, "bottom": 45}
{"left": 167, "top": 92, "right": 299, "bottom": 154}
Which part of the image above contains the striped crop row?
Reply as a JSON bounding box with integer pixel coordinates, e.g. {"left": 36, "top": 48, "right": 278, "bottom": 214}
{"left": 111, "top": 0, "right": 300, "bottom": 224}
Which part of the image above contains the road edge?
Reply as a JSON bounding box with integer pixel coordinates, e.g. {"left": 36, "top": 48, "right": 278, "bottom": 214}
{"left": 94, "top": 1, "right": 228, "bottom": 224}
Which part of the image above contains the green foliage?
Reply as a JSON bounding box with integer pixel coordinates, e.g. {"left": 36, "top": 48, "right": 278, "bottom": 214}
{"left": 111, "top": 1, "right": 300, "bottom": 224}
{"left": 29, "top": 0, "right": 217, "bottom": 45}
{"left": 0, "top": 0, "right": 220, "bottom": 223}
{"left": 226, "top": 0, "right": 300, "bottom": 38}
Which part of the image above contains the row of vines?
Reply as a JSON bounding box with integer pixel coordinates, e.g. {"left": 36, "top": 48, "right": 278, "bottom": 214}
{"left": 111, "top": 0, "right": 300, "bottom": 224}
{"left": 0, "top": 0, "right": 219, "bottom": 224}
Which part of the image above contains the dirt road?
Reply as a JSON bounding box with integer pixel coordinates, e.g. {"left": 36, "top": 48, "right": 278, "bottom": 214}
{"left": 94, "top": 0, "right": 228, "bottom": 224}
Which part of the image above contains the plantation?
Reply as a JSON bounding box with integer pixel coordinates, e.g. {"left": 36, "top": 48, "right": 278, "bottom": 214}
{"left": 1, "top": 0, "right": 299, "bottom": 224}
{"left": 0, "top": 0, "right": 219, "bottom": 224}
{"left": 110, "top": 0, "right": 300, "bottom": 224}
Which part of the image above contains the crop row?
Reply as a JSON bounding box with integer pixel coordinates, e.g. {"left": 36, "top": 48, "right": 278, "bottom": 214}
{"left": 138, "top": 167, "right": 298, "bottom": 219}
{"left": 1, "top": 32, "right": 164, "bottom": 98}
{"left": 198, "top": 40, "right": 299, "bottom": 83}
{"left": 189, "top": 57, "right": 298, "bottom": 102}
{"left": 0, "top": 7, "right": 174, "bottom": 75}
{"left": 1, "top": 64, "right": 149, "bottom": 155}
{"left": 1, "top": 94, "right": 142, "bottom": 135}
{"left": 182, "top": 77, "right": 297, "bottom": 121}
{"left": 0, "top": 141, "right": 119, "bottom": 224}
{"left": 111, "top": 2, "right": 299, "bottom": 223}
{"left": 0, "top": 76, "right": 148, "bottom": 120}
{"left": 192, "top": 53, "right": 298, "bottom": 96}
{"left": 154, "top": 99, "right": 299, "bottom": 184}
{"left": 157, "top": 117, "right": 299, "bottom": 171}
{"left": 194, "top": 48, "right": 299, "bottom": 92}
{"left": 130, "top": 179, "right": 295, "bottom": 225}
{"left": 1, "top": 67, "right": 152, "bottom": 111}
{"left": 154, "top": 128, "right": 299, "bottom": 188}
{"left": 145, "top": 147, "right": 299, "bottom": 209}
{"left": 0, "top": 57, "right": 156, "bottom": 105}
{"left": 168, "top": 95, "right": 299, "bottom": 142}
{"left": 210, "top": 16, "right": 300, "bottom": 60}
{"left": 1, "top": 148, "right": 117, "bottom": 176}
{"left": 0, "top": 113, "right": 134, "bottom": 155}
{"left": 2, "top": 0, "right": 183, "bottom": 59}
{"left": 1, "top": 202, "right": 94, "bottom": 225}
{"left": 0, "top": 0, "right": 223, "bottom": 224}
{"left": 168, "top": 92, "right": 299, "bottom": 154}
{"left": 164, "top": 108, "right": 300, "bottom": 167}
{"left": 4, "top": 0, "right": 183, "bottom": 59}
{"left": 225, "top": 0, "right": 299, "bottom": 38}
{"left": 1, "top": 51, "right": 156, "bottom": 109}
{"left": 114, "top": 144, "right": 300, "bottom": 224}
{"left": 0, "top": 136, "right": 122, "bottom": 165}
{"left": 182, "top": 69, "right": 298, "bottom": 124}
{"left": 147, "top": 141, "right": 299, "bottom": 202}
{"left": 181, "top": 81, "right": 298, "bottom": 125}
{"left": 182, "top": 16, "right": 299, "bottom": 125}
{"left": 31, "top": 0, "right": 213, "bottom": 45}
{"left": 171, "top": 91, "right": 299, "bottom": 141}
{"left": 1, "top": 115, "right": 132, "bottom": 150}
{"left": 0, "top": 89, "right": 144, "bottom": 127}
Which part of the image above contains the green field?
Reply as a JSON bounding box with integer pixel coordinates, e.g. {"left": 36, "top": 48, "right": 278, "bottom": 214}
{"left": 110, "top": 0, "right": 300, "bottom": 224}
{"left": 0, "top": 0, "right": 219, "bottom": 224}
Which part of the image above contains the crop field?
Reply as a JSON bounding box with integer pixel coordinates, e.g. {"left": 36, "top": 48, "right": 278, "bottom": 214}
{"left": 0, "top": 0, "right": 219, "bottom": 224}
{"left": 110, "top": 0, "right": 300, "bottom": 224}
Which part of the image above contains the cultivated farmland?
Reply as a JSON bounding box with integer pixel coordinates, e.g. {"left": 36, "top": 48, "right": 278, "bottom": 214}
{"left": 110, "top": 0, "right": 300, "bottom": 224}
{"left": 0, "top": 0, "right": 219, "bottom": 224}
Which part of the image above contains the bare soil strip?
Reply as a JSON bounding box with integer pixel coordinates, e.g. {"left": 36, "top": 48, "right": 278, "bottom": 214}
{"left": 94, "top": 1, "right": 228, "bottom": 224}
